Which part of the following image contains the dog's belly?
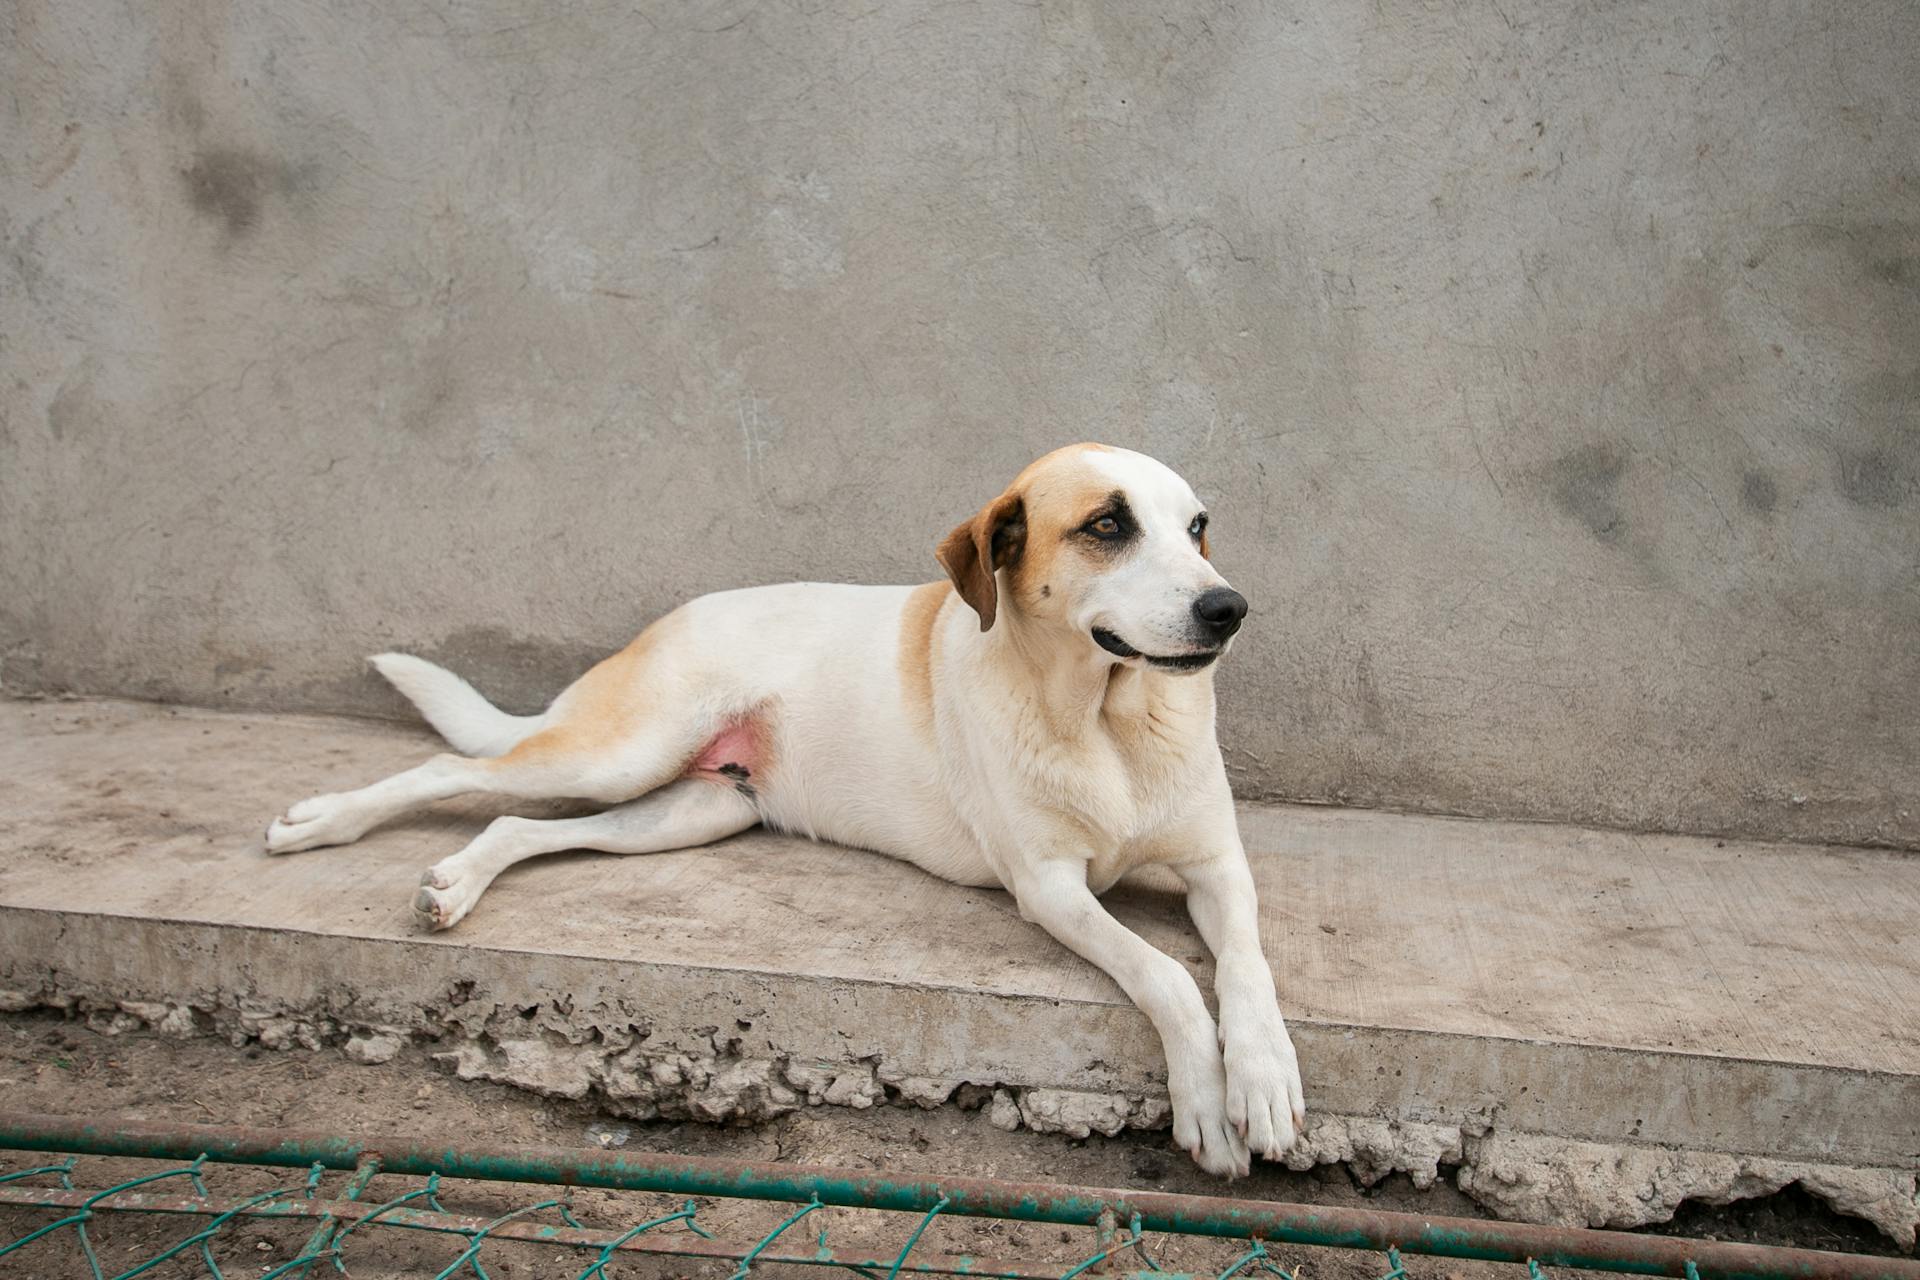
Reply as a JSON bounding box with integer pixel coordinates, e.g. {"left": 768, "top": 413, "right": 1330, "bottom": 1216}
{"left": 764, "top": 741, "right": 1004, "bottom": 888}
{"left": 751, "top": 745, "right": 1004, "bottom": 888}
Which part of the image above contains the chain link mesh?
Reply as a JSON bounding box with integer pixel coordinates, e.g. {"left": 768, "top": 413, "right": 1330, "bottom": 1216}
{"left": 1, "top": 1151, "right": 1366, "bottom": 1280}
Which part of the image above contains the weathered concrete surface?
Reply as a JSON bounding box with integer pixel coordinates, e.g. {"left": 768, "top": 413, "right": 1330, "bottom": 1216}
{"left": 1, "top": 699, "right": 1916, "bottom": 1241}
{"left": 3, "top": 4, "right": 1917, "bottom": 850}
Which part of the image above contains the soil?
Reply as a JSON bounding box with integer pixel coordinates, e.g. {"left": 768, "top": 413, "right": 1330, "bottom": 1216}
{"left": 0, "top": 1012, "right": 1902, "bottom": 1279}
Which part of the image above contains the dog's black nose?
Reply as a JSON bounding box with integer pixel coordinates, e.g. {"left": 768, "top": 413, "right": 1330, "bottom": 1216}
{"left": 1192, "top": 587, "right": 1248, "bottom": 639}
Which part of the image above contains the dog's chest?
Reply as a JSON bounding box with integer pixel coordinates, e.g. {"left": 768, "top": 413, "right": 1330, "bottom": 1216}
{"left": 1028, "top": 699, "right": 1210, "bottom": 848}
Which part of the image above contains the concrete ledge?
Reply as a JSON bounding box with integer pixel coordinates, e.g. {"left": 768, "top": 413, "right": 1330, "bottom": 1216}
{"left": 1, "top": 699, "right": 1916, "bottom": 1241}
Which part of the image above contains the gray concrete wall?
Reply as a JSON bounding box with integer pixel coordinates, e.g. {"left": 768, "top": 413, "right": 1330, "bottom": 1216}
{"left": 3, "top": 2, "right": 1915, "bottom": 849}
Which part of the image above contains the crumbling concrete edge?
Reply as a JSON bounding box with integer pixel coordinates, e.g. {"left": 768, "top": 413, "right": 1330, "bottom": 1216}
{"left": 3, "top": 981, "right": 1914, "bottom": 1248}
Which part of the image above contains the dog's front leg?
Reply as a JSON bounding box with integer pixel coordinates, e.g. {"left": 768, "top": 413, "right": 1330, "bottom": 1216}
{"left": 1178, "top": 845, "right": 1306, "bottom": 1160}
{"left": 1008, "top": 857, "right": 1250, "bottom": 1178}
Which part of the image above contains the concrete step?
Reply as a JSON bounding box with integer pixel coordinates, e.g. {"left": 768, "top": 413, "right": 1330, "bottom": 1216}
{"left": 1, "top": 698, "right": 1915, "bottom": 1241}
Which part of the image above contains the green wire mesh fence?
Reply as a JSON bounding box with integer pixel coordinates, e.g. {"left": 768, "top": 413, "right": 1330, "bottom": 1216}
{"left": 3, "top": 1113, "right": 1916, "bottom": 1280}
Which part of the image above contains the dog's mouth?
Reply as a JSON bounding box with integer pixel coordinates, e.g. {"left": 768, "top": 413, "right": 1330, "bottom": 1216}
{"left": 1091, "top": 627, "right": 1222, "bottom": 672}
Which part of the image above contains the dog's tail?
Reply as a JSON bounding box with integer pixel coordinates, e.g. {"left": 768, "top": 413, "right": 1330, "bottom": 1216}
{"left": 370, "top": 653, "right": 543, "bottom": 757}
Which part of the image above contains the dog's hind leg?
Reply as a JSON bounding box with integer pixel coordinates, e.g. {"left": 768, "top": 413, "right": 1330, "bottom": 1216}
{"left": 266, "top": 615, "right": 721, "bottom": 855}
{"left": 413, "top": 780, "right": 758, "bottom": 930}
{"left": 264, "top": 714, "right": 710, "bottom": 854}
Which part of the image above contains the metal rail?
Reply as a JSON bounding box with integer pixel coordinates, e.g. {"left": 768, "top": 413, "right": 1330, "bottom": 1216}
{"left": 3, "top": 1112, "right": 1913, "bottom": 1280}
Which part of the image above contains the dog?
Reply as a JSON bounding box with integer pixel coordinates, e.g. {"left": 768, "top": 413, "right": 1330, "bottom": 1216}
{"left": 265, "top": 443, "right": 1305, "bottom": 1175}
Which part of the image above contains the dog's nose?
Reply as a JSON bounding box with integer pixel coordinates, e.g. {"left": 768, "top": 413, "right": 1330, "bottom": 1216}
{"left": 1192, "top": 587, "right": 1248, "bottom": 639}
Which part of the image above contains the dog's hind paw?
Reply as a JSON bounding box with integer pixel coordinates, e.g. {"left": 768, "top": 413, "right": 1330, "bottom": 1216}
{"left": 264, "top": 793, "right": 366, "bottom": 854}
{"left": 414, "top": 863, "right": 484, "bottom": 932}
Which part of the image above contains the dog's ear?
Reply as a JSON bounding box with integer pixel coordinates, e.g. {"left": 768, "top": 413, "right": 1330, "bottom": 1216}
{"left": 936, "top": 489, "right": 1026, "bottom": 631}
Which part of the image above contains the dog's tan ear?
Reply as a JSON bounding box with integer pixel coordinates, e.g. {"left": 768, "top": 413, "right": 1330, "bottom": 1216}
{"left": 936, "top": 489, "right": 1026, "bottom": 631}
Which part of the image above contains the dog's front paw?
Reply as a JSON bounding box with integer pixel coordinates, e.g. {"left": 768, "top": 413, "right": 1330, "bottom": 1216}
{"left": 1174, "top": 1102, "right": 1250, "bottom": 1178}
{"left": 1222, "top": 1025, "right": 1306, "bottom": 1160}
{"left": 1168, "top": 1052, "right": 1251, "bottom": 1178}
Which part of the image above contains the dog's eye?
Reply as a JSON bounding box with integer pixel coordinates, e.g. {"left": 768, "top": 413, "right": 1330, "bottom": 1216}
{"left": 1189, "top": 513, "right": 1208, "bottom": 539}
{"left": 1090, "top": 516, "right": 1121, "bottom": 537}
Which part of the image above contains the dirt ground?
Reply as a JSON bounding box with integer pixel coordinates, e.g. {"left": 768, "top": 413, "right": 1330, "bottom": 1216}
{"left": 0, "top": 1012, "right": 1901, "bottom": 1279}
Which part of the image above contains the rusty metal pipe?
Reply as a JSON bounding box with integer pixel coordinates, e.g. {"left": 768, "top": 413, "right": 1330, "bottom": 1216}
{"left": 2, "top": 1112, "right": 1912, "bottom": 1280}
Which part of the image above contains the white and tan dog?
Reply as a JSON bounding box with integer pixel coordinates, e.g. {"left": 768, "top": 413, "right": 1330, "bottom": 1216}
{"left": 266, "top": 443, "right": 1305, "bottom": 1176}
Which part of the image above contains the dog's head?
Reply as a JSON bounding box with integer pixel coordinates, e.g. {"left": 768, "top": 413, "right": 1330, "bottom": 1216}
{"left": 937, "top": 444, "right": 1245, "bottom": 674}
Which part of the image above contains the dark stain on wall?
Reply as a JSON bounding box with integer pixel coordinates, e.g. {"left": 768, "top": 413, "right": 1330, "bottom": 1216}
{"left": 180, "top": 147, "right": 314, "bottom": 238}
{"left": 1740, "top": 469, "right": 1779, "bottom": 516}
{"left": 1780, "top": 219, "right": 1920, "bottom": 290}
{"left": 1547, "top": 442, "right": 1629, "bottom": 543}
{"left": 182, "top": 148, "right": 271, "bottom": 235}
{"left": 1832, "top": 364, "right": 1918, "bottom": 509}
{"left": 1836, "top": 447, "right": 1914, "bottom": 509}
{"left": 1847, "top": 222, "right": 1917, "bottom": 292}
{"left": 1872, "top": 254, "right": 1912, "bottom": 287}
